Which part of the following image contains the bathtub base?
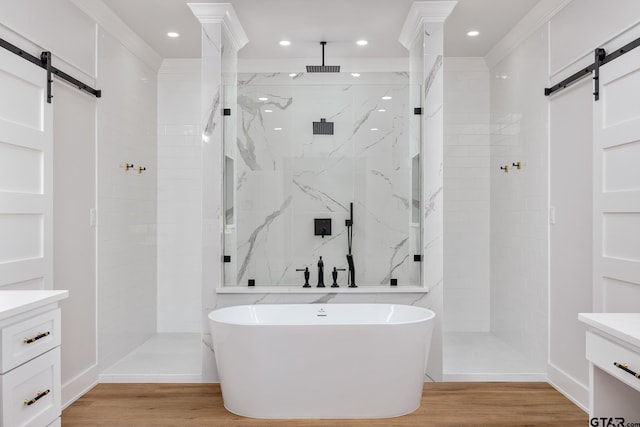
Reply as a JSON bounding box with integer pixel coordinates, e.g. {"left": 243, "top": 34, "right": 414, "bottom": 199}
{"left": 209, "top": 304, "right": 434, "bottom": 419}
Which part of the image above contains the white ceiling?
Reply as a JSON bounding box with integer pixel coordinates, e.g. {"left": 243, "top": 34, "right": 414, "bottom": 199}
{"left": 101, "top": 0, "right": 539, "bottom": 60}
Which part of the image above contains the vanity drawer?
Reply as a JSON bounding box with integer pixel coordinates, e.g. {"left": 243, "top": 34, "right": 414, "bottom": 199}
{"left": 0, "top": 347, "right": 60, "bottom": 427}
{"left": 586, "top": 331, "right": 640, "bottom": 393}
{"left": 1, "top": 309, "right": 60, "bottom": 374}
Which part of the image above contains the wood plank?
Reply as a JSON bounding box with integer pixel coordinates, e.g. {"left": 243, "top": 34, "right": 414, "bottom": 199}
{"left": 62, "top": 383, "right": 587, "bottom": 426}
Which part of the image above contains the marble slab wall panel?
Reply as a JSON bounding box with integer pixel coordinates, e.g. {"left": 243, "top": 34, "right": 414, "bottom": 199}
{"left": 200, "top": 22, "right": 224, "bottom": 382}
{"left": 421, "top": 22, "right": 445, "bottom": 382}
{"left": 231, "top": 73, "right": 415, "bottom": 287}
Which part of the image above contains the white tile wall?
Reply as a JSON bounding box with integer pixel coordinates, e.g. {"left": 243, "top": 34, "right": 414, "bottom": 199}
{"left": 444, "top": 58, "right": 491, "bottom": 332}
{"left": 97, "top": 29, "right": 158, "bottom": 371}
{"left": 489, "top": 26, "right": 548, "bottom": 371}
{"left": 157, "top": 60, "right": 202, "bottom": 333}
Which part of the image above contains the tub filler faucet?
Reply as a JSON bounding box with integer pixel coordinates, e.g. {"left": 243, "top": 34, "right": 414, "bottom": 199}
{"left": 317, "top": 256, "right": 325, "bottom": 288}
{"left": 346, "top": 202, "right": 357, "bottom": 287}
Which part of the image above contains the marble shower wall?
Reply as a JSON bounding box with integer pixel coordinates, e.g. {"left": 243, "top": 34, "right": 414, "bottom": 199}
{"left": 226, "top": 73, "right": 419, "bottom": 287}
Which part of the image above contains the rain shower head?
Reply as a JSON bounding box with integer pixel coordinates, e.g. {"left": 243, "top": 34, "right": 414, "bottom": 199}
{"left": 306, "top": 41, "right": 340, "bottom": 73}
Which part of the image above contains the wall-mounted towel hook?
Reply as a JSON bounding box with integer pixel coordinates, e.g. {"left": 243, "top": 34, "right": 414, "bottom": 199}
{"left": 500, "top": 165, "right": 509, "bottom": 173}
{"left": 137, "top": 166, "right": 146, "bottom": 174}
{"left": 512, "top": 161, "right": 522, "bottom": 170}
{"left": 121, "top": 163, "right": 134, "bottom": 171}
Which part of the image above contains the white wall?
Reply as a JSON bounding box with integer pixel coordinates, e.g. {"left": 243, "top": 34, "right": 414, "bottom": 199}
{"left": 546, "top": 0, "right": 640, "bottom": 409}
{"left": 0, "top": 0, "right": 100, "bottom": 407}
{"left": 53, "top": 82, "right": 98, "bottom": 405}
{"left": 444, "top": 57, "right": 491, "bottom": 332}
{"left": 96, "top": 27, "right": 158, "bottom": 371}
{"left": 157, "top": 59, "right": 202, "bottom": 333}
{"left": 1, "top": 0, "right": 161, "bottom": 398}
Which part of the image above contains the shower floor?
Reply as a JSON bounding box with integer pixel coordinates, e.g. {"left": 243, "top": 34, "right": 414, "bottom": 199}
{"left": 100, "top": 333, "right": 201, "bottom": 383}
{"left": 443, "top": 332, "right": 546, "bottom": 381}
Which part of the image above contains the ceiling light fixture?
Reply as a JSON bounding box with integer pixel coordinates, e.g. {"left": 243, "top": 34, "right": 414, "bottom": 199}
{"left": 378, "top": 109, "right": 386, "bottom": 112}
{"left": 289, "top": 73, "right": 297, "bottom": 77}
{"left": 279, "top": 40, "right": 291, "bottom": 46}
{"left": 356, "top": 40, "right": 368, "bottom": 46}
{"left": 167, "top": 32, "right": 180, "bottom": 38}
{"left": 264, "top": 109, "right": 273, "bottom": 113}
{"left": 467, "top": 30, "right": 480, "bottom": 37}
{"left": 258, "top": 97, "right": 269, "bottom": 101}
{"left": 274, "top": 127, "right": 283, "bottom": 131}
{"left": 351, "top": 73, "right": 360, "bottom": 77}
{"left": 381, "top": 96, "right": 392, "bottom": 100}
{"left": 370, "top": 128, "right": 379, "bottom": 131}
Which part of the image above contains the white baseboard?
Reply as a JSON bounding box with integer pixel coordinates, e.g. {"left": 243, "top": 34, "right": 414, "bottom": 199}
{"left": 98, "top": 373, "right": 202, "bottom": 383}
{"left": 547, "top": 363, "right": 589, "bottom": 412}
{"left": 443, "top": 372, "right": 547, "bottom": 382}
{"left": 62, "top": 364, "right": 99, "bottom": 409}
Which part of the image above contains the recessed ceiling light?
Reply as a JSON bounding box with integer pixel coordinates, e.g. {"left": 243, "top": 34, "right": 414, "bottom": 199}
{"left": 378, "top": 109, "right": 386, "bottom": 112}
{"left": 289, "top": 73, "right": 297, "bottom": 77}
{"left": 370, "top": 128, "right": 379, "bottom": 131}
{"left": 381, "top": 96, "right": 392, "bottom": 100}
{"left": 356, "top": 40, "right": 368, "bottom": 46}
{"left": 279, "top": 40, "right": 291, "bottom": 46}
{"left": 258, "top": 97, "right": 269, "bottom": 101}
{"left": 351, "top": 73, "right": 360, "bottom": 77}
{"left": 467, "top": 30, "right": 480, "bottom": 37}
{"left": 264, "top": 109, "right": 273, "bottom": 113}
{"left": 274, "top": 127, "right": 283, "bottom": 131}
{"left": 167, "top": 31, "right": 180, "bottom": 38}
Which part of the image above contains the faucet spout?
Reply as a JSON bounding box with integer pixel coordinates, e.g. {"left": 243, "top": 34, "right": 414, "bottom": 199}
{"left": 317, "top": 256, "right": 325, "bottom": 288}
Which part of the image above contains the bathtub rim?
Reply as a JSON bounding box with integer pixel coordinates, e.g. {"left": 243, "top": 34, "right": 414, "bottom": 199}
{"left": 208, "top": 303, "right": 435, "bottom": 326}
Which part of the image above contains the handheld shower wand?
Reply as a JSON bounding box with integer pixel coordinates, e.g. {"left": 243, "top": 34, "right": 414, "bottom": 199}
{"left": 346, "top": 202, "right": 356, "bottom": 287}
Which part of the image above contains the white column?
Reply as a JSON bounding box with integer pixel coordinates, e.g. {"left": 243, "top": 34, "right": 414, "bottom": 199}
{"left": 188, "top": 3, "right": 247, "bottom": 382}
{"left": 400, "top": 0, "right": 456, "bottom": 381}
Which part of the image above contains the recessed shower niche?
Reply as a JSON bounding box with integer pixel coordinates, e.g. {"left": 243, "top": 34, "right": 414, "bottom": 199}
{"left": 222, "top": 72, "right": 423, "bottom": 289}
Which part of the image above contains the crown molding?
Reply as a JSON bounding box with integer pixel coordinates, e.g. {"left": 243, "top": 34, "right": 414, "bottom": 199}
{"left": 399, "top": 1, "right": 458, "bottom": 49}
{"left": 69, "top": 0, "right": 162, "bottom": 71}
{"left": 484, "top": 0, "right": 572, "bottom": 70}
{"left": 187, "top": 3, "right": 248, "bottom": 52}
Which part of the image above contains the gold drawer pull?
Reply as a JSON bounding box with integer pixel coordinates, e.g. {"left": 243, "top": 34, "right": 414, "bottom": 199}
{"left": 23, "top": 331, "right": 50, "bottom": 344}
{"left": 24, "top": 389, "right": 50, "bottom": 406}
{"left": 614, "top": 362, "right": 640, "bottom": 379}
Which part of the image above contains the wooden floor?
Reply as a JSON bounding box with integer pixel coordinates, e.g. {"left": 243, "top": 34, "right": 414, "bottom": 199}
{"left": 62, "top": 383, "right": 587, "bottom": 426}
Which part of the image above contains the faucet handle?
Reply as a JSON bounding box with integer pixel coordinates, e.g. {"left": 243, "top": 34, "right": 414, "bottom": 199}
{"left": 331, "top": 267, "right": 346, "bottom": 288}
{"left": 296, "top": 267, "right": 311, "bottom": 288}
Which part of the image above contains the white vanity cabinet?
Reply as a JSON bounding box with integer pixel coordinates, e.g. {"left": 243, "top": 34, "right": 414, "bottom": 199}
{"left": 579, "top": 313, "right": 640, "bottom": 421}
{"left": 0, "top": 290, "right": 68, "bottom": 427}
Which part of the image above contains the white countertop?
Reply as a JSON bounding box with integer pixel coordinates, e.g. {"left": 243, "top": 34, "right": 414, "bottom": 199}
{"left": 579, "top": 313, "right": 640, "bottom": 349}
{"left": 0, "top": 290, "right": 69, "bottom": 322}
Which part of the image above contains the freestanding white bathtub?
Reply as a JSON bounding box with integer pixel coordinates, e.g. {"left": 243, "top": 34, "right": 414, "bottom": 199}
{"left": 208, "top": 303, "right": 435, "bottom": 419}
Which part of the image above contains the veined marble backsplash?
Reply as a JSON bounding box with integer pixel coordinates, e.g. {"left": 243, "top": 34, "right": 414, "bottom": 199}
{"left": 224, "top": 72, "right": 420, "bottom": 287}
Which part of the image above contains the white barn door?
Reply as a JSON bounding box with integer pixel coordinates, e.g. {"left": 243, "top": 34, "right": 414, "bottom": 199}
{"left": 0, "top": 48, "right": 53, "bottom": 290}
{"left": 594, "top": 48, "right": 640, "bottom": 311}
